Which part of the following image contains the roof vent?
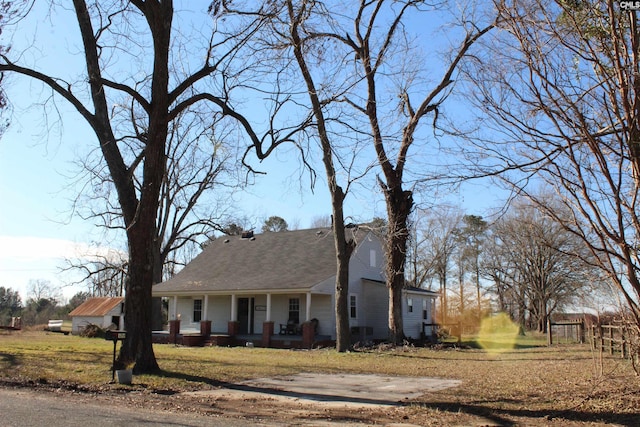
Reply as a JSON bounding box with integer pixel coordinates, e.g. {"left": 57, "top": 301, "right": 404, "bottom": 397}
{"left": 316, "top": 230, "right": 323, "bottom": 236}
{"left": 241, "top": 230, "right": 254, "bottom": 239}
{"left": 224, "top": 239, "right": 230, "bottom": 243}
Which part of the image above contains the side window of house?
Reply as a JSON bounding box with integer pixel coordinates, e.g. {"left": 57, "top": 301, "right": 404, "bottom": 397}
{"left": 349, "top": 295, "right": 357, "bottom": 319}
{"left": 193, "top": 299, "right": 202, "bottom": 323}
{"left": 407, "top": 297, "right": 413, "bottom": 313}
{"left": 369, "top": 249, "right": 376, "bottom": 267}
{"left": 422, "top": 299, "right": 428, "bottom": 320}
{"left": 288, "top": 298, "right": 300, "bottom": 324}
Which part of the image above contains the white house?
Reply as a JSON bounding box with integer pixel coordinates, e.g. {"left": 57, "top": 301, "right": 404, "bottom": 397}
{"left": 152, "top": 226, "right": 437, "bottom": 347}
{"left": 68, "top": 297, "right": 124, "bottom": 335}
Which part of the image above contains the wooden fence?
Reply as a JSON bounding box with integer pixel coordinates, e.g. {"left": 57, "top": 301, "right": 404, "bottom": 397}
{"left": 548, "top": 319, "right": 585, "bottom": 345}
{"left": 588, "top": 323, "right": 638, "bottom": 360}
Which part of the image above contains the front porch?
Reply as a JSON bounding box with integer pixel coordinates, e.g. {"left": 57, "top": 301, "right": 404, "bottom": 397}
{"left": 152, "top": 318, "right": 334, "bottom": 349}
{"left": 155, "top": 292, "right": 335, "bottom": 348}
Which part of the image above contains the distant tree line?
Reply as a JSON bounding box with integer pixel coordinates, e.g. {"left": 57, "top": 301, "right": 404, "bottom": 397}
{"left": 407, "top": 196, "right": 603, "bottom": 334}
{"left": 0, "top": 281, "right": 91, "bottom": 327}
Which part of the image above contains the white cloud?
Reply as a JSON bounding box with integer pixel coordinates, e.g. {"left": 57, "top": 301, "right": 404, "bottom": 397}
{"left": 0, "top": 236, "right": 124, "bottom": 262}
{"left": 0, "top": 236, "right": 126, "bottom": 300}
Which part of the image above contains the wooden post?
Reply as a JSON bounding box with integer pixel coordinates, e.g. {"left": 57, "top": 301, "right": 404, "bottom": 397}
{"left": 599, "top": 324, "right": 604, "bottom": 354}
{"left": 547, "top": 318, "right": 553, "bottom": 346}
{"left": 609, "top": 326, "right": 614, "bottom": 355}
{"left": 621, "top": 329, "right": 627, "bottom": 359}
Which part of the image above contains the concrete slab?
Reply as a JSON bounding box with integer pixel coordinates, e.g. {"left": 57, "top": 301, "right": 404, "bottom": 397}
{"left": 185, "top": 373, "right": 461, "bottom": 408}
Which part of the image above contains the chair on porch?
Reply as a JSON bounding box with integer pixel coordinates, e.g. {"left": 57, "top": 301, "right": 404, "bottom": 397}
{"left": 279, "top": 319, "right": 299, "bottom": 335}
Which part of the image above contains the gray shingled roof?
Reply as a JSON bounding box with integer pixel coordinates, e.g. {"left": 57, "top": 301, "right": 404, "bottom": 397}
{"left": 154, "top": 227, "right": 367, "bottom": 295}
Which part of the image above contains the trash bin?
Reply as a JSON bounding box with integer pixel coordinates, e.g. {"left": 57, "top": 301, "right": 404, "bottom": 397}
{"left": 116, "top": 369, "right": 132, "bottom": 385}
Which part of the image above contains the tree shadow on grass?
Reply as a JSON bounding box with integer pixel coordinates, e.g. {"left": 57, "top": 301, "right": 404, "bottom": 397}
{"left": 0, "top": 352, "right": 18, "bottom": 368}
{"left": 412, "top": 401, "right": 640, "bottom": 427}
{"left": 463, "top": 340, "right": 545, "bottom": 350}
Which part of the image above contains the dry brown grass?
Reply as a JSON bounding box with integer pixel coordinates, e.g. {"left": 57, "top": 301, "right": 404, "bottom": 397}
{"left": 1, "top": 330, "right": 638, "bottom": 426}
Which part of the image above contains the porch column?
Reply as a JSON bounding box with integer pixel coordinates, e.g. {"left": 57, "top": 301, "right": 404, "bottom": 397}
{"left": 203, "top": 295, "right": 209, "bottom": 321}
{"left": 228, "top": 294, "right": 239, "bottom": 337}
{"left": 262, "top": 320, "right": 274, "bottom": 347}
{"left": 230, "top": 294, "right": 237, "bottom": 321}
{"left": 266, "top": 293, "right": 272, "bottom": 322}
{"left": 305, "top": 292, "right": 312, "bottom": 322}
{"left": 172, "top": 295, "right": 178, "bottom": 320}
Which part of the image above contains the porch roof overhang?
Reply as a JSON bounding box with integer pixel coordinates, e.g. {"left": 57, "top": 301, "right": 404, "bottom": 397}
{"left": 361, "top": 278, "right": 439, "bottom": 297}
{"left": 153, "top": 286, "right": 333, "bottom": 298}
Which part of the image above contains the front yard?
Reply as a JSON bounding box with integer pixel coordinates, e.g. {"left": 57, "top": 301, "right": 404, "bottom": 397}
{"left": 0, "top": 330, "right": 638, "bottom": 425}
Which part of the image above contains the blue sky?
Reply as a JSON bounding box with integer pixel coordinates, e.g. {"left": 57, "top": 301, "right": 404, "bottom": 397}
{"left": 0, "top": 2, "right": 503, "bottom": 302}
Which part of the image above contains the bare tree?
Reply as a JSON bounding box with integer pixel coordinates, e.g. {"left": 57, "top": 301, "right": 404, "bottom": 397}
{"left": 309, "top": 215, "right": 332, "bottom": 228}
{"left": 486, "top": 199, "right": 594, "bottom": 332}
{"left": 27, "top": 279, "right": 61, "bottom": 303}
{"left": 260, "top": 0, "right": 381, "bottom": 351}
{"left": 0, "top": 1, "right": 293, "bottom": 372}
{"left": 0, "top": 0, "right": 30, "bottom": 134}
{"left": 281, "top": 1, "right": 494, "bottom": 343}
{"left": 407, "top": 205, "right": 463, "bottom": 324}
{"left": 75, "top": 106, "right": 240, "bottom": 328}
{"left": 457, "top": 215, "right": 488, "bottom": 321}
{"left": 73, "top": 258, "right": 127, "bottom": 297}
{"left": 462, "top": 0, "right": 640, "bottom": 338}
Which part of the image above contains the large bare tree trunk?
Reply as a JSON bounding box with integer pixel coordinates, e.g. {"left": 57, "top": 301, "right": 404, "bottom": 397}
{"left": 285, "top": 0, "right": 355, "bottom": 352}
{"left": 333, "top": 190, "right": 355, "bottom": 351}
{"left": 115, "top": 0, "right": 171, "bottom": 372}
{"left": 383, "top": 185, "right": 413, "bottom": 344}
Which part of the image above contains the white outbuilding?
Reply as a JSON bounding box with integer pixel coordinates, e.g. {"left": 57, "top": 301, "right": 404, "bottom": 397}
{"left": 68, "top": 297, "right": 124, "bottom": 334}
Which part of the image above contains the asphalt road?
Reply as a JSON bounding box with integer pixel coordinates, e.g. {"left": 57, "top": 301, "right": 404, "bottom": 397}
{"left": 0, "top": 388, "right": 250, "bottom": 427}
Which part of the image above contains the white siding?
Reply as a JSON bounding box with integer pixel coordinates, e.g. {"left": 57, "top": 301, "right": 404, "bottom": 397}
{"left": 71, "top": 315, "right": 113, "bottom": 333}
{"left": 348, "top": 232, "right": 386, "bottom": 338}
{"left": 360, "top": 280, "right": 389, "bottom": 340}
{"left": 71, "top": 304, "right": 122, "bottom": 334}
{"left": 252, "top": 295, "right": 267, "bottom": 333}
{"left": 310, "top": 294, "right": 333, "bottom": 337}
{"left": 206, "top": 296, "right": 232, "bottom": 333}
{"left": 72, "top": 316, "right": 100, "bottom": 333}
{"left": 349, "top": 233, "right": 384, "bottom": 284}
{"left": 175, "top": 297, "right": 202, "bottom": 331}
{"left": 402, "top": 295, "right": 423, "bottom": 339}
{"left": 402, "top": 292, "right": 437, "bottom": 339}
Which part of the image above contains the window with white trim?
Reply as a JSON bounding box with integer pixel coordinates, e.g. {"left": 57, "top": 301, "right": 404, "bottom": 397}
{"left": 288, "top": 298, "right": 300, "bottom": 324}
{"left": 369, "top": 249, "right": 376, "bottom": 267}
{"left": 422, "top": 299, "right": 428, "bottom": 320}
{"left": 407, "top": 297, "right": 413, "bottom": 313}
{"left": 349, "top": 294, "right": 357, "bottom": 319}
{"left": 193, "top": 299, "right": 202, "bottom": 322}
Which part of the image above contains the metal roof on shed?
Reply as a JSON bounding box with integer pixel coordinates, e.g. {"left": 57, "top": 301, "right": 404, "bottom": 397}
{"left": 68, "top": 297, "right": 124, "bottom": 317}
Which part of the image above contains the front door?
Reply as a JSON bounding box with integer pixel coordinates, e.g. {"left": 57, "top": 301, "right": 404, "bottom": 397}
{"left": 237, "top": 297, "right": 254, "bottom": 334}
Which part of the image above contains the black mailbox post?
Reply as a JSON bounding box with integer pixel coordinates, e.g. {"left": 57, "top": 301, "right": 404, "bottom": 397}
{"left": 105, "top": 330, "right": 127, "bottom": 381}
